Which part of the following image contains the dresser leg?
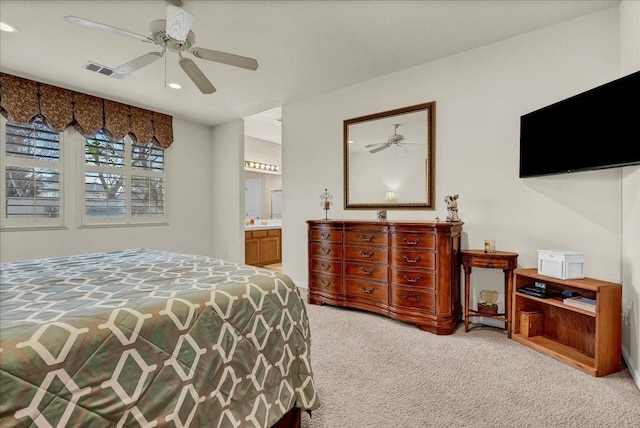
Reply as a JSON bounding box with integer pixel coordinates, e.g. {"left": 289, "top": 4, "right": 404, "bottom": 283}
{"left": 307, "top": 295, "right": 322, "bottom": 305}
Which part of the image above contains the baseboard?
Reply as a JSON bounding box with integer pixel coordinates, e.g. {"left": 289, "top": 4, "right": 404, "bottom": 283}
{"left": 294, "top": 280, "right": 308, "bottom": 289}
{"left": 622, "top": 344, "right": 640, "bottom": 390}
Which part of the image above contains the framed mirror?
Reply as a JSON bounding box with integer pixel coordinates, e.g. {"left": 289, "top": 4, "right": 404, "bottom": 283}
{"left": 344, "top": 102, "right": 435, "bottom": 209}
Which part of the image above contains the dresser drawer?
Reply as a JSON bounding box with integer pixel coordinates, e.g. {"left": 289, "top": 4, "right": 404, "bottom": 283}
{"left": 468, "top": 257, "right": 510, "bottom": 269}
{"left": 345, "top": 262, "right": 388, "bottom": 282}
{"left": 310, "top": 274, "right": 343, "bottom": 294}
{"left": 310, "top": 259, "right": 343, "bottom": 275}
{"left": 391, "top": 233, "right": 436, "bottom": 250}
{"left": 390, "top": 287, "right": 435, "bottom": 312}
{"left": 391, "top": 250, "right": 436, "bottom": 269}
{"left": 391, "top": 269, "right": 436, "bottom": 289}
{"left": 345, "top": 245, "right": 388, "bottom": 263}
{"left": 346, "top": 279, "right": 387, "bottom": 302}
{"left": 310, "top": 242, "right": 343, "bottom": 259}
{"left": 345, "top": 230, "right": 389, "bottom": 246}
{"left": 309, "top": 228, "right": 343, "bottom": 243}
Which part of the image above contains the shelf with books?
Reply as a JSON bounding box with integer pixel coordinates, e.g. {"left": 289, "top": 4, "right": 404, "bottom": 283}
{"left": 562, "top": 296, "right": 596, "bottom": 313}
{"left": 513, "top": 292, "right": 597, "bottom": 317}
{"left": 512, "top": 268, "right": 621, "bottom": 377}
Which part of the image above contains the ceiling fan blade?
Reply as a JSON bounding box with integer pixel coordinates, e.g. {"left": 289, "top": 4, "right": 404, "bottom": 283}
{"left": 365, "top": 142, "right": 388, "bottom": 148}
{"left": 190, "top": 47, "right": 259, "bottom": 70}
{"left": 179, "top": 58, "right": 216, "bottom": 94}
{"left": 369, "top": 143, "right": 392, "bottom": 153}
{"left": 166, "top": 4, "right": 194, "bottom": 42}
{"left": 64, "top": 16, "right": 153, "bottom": 43}
{"left": 114, "top": 52, "right": 163, "bottom": 75}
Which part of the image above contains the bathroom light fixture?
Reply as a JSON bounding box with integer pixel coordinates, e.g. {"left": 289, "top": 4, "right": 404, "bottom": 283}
{"left": 245, "top": 160, "right": 279, "bottom": 172}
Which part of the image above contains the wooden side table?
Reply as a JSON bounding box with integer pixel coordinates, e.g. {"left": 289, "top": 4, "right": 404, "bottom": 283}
{"left": 461, "top": 250, "right": 518, "bottom": 337}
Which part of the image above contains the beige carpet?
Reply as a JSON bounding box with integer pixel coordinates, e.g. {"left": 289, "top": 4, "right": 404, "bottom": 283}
{"left": 299, "top": 289, "right": 640, "bottom": 428}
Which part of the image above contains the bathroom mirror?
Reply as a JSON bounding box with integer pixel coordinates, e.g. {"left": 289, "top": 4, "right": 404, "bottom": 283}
{"left": 344, "top": 102, "right": 435, "bottom": 209}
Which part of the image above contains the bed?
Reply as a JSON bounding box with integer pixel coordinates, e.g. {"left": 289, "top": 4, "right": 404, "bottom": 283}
{"left": 0, "top": 249, "right": 319, "bottom": 427}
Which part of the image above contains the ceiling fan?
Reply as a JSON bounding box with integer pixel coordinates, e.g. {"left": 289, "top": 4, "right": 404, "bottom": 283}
{"left": 365, "top": 124, "right": 422, "bottom": 153}
{"left": 64, "top": 0, "right": 258, "bottom": 94}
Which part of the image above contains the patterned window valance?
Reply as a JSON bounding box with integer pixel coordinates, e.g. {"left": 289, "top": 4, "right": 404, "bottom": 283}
{"left": 0, "top": 73, "right": 173, "bottom": 148}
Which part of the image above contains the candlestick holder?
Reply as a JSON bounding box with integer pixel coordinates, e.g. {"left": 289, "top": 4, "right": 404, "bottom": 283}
{"left": 319, "top": 188, "right": 333, "bottom": 220}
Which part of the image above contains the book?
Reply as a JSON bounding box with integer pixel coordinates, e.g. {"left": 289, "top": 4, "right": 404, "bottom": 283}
{"left": 563, "top": 296, "right": 596, "bottom": 312}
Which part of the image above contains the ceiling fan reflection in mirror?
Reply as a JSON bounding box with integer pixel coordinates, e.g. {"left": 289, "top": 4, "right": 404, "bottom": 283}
{"left": 365, "top": 124, "right": 424, "bottom": 153}
{"left": 64, "top": 0, "right": 258, "bottom": 94}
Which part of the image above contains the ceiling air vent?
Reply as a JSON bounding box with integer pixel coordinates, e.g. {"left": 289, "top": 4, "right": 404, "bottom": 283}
{"left": 81, "top": 61, "right": 128, "bottom": 80}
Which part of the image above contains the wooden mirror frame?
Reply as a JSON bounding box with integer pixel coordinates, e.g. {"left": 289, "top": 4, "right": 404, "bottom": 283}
{"left": 343, "top": 102, "right": 435, "bottom": 209}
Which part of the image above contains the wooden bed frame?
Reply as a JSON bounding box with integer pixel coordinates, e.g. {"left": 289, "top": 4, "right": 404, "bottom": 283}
{"left": 272, "top": 407, "right": 301, "bottom": 428}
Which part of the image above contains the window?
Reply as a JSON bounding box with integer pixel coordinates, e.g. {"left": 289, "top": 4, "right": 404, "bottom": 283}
{"left": 1, "top": 116, "right": 62, "bottom": 226}
{"left": 1, "top": 117, "right": 167, "bottom": 229}
{"left": 82, "top": 131, "right": 165, "bottom": 224}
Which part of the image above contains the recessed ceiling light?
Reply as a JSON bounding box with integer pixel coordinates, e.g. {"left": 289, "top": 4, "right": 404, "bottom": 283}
{"left": 167, "top": 82, "right": 182, "bottom": 89}
{"left": 0, "top": 22, "right": 17, "bottom": 33}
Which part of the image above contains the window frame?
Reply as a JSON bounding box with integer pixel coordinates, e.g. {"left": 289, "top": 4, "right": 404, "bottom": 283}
{"left": 0, "top": 117, "right": 65, "bottom": 229}
{"left": 80, "top": 132, "right": 167, "bottom": 226}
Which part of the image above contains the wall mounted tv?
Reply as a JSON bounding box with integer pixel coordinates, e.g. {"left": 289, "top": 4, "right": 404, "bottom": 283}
{"left": 519, "top": 70, "right": 640, "bottom": 178}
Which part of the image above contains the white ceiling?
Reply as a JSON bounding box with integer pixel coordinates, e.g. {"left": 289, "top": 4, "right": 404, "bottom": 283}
{"left": 0, "top": 0, "right": 620, "bottom": 133}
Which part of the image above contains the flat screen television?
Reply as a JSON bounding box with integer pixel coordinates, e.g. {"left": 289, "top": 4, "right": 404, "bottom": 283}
{"left": 519, "top": 70, "right": 640, "bottom": 178}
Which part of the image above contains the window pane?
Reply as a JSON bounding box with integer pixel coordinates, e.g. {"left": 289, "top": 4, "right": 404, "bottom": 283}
{"left": 85, "top": 172, "right": 125, "bottom": 217}
{"left": 5, "top": 166, "right": 60, "bottom": 218}
{"left": 131, "top": 176, "right": 164, "bottom": 215}
{"left": 131, "top": 141, "right": 164, "bottom": 171}
{"left": 5, "top": 116, "right": 60, "bottom": 163}
{"left": 85, "top": 132, "right": 125, "bottom": 168}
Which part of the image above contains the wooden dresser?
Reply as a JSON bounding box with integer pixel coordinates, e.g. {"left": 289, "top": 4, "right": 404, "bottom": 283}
{"left": 307, "top": 220, "right": 463, "bottom": 334}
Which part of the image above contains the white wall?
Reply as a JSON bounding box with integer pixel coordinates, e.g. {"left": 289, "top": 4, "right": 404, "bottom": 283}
{"left": 620, "top": 0, "right": 640, "bottom": 387}
{"left": 0, "top": 117, "right": 214, "bottom": 262}
{"left": 211, "top": 119, "right": 245, "bottom": 263}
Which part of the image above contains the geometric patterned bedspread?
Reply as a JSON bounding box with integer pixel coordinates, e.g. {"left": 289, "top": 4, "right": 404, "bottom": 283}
{"left": 0, "top": 249, "right": 319, "bottom": 427}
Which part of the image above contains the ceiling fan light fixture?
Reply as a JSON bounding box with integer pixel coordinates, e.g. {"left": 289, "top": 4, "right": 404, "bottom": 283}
{"left": 167, "top": 82, "right": 182, "bottom": 89}
{"left": 65, "top": 3, "right": 258, "bottom": 94}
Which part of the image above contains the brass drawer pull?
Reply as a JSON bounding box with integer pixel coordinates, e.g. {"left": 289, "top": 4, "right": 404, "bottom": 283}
{"left": 403, "top": 294, "right": 422, "bottom": 302}
{"left": 360, "top": 286, "right": 375, "bottom": 294}
{"left": 321, "top": 279, "right": 331, "bottom": 287}
{"left": 320, "top": 232, "right": 331, "bottom": 239}
{"left": 403, "top": 255, "right": 422, "bottom": 265}
{"left": 403, "top": 237, "right": 421, "bottom": 246}
{"left": 321, "top": 263, "right": 331, "bottom": 270}
{"left": 486, "top": 261, "right": 494, "bottom": 268}
{"left": 360, "top": 251, "right": 374, "bottom": 258}
{"left": 360, "top": 234, "right": 375, "bottom": 242}
{"left": 403, "top": 274, "right": 421, "bottom": 283}
{"left": 321, "top": 247, "right": 331, "bottom": 255}
{"left": 360, "top": 267, "right": 375, "bottom": 275}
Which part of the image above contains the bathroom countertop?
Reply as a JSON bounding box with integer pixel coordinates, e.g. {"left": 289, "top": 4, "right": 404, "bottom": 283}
{"left": 245, "top": 224, "right": 282, "bottom": 231}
